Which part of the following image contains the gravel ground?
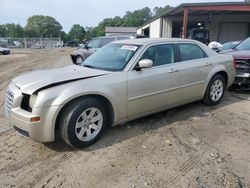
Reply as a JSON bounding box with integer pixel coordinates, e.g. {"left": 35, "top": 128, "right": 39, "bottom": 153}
{"left": 0, "top": 49, "right": 249, "bottom": 188}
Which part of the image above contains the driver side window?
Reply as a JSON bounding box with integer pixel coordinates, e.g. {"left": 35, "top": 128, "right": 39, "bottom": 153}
{"left": 140, "top": 44, "right": 175, "bottom": 67}
{"left": 87, "top": 38, "right": 101, "bottom": 48}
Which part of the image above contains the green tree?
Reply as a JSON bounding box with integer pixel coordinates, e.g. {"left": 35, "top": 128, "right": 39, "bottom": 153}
{"left": 0, "top": 25, "right": 7, "bottom": 37}
{"left": 87, "top": 7, "right": 153, "bottom": 38}
{"left": 85, "top": 5, "right": 171, "bottom": 38}
{"left": 0, "top": 24, "right": 24, "bottom": 37}
{"left": 25, "top": 15, "right": 62, "bottom": 37}
{"left": 68, "top": 24, "right": 86, "bottom": 42}
{"left": 5, "top": 23, "right": 24, "bottom": 37}
{"left": 122, "top": 7, "right": 152, "bottom": 27}
{"left": 60, "top": 31, "right": 69, "bottom": 42}
{"left": 153, "top": 5, "right": 173, "bottom": 17}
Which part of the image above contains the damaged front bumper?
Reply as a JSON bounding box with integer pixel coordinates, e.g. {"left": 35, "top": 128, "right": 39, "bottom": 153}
{"left": 235, "top": 59, "right": 250, "bottom": 85}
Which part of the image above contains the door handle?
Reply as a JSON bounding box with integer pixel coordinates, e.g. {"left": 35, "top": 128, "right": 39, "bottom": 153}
{"left": 168, "top": 68, "right": 179, "bottom": 73}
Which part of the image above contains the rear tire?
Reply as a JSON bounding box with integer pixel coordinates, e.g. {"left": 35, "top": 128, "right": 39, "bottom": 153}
{"left": 59, "top": 98, "right": 107, "bottom": 148}
{"left": 203, "top": 74, "right": 226, "bottom": 106}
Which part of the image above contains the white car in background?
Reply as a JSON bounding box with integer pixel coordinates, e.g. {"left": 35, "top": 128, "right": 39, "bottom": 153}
{"left": 0, "top": 47, "right": 10, "bottom": 55}
{"left": 5, "top": 38, "right": 235, "bottom": 148}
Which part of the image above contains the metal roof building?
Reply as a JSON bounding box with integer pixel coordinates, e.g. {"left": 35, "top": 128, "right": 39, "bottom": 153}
{"left": 105, "top": 27, "right": 137, "bottom": 36}
{"left": 137, "top": 2, "right": 250, "bottom": 43}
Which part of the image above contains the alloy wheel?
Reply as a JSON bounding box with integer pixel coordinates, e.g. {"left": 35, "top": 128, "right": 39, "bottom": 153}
{"left": 75, "top": 107, "right": 103, "bottom": 142}
{"left": 210, "top": 79, "right": 224, "bottom": 102}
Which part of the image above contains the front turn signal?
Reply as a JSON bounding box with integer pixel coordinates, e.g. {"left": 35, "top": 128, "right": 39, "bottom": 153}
{"left": 30, "top": 117, "right": 40, "bottom": 122}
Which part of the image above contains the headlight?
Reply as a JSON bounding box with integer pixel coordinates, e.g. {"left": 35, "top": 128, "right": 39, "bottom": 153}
{"left": 29, "top": 94, "right": 37, "bottom": 108}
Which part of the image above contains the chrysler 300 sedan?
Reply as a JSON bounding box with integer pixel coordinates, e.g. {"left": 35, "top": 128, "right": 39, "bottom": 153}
{"left": 5, "top": 38, "right": 235, "bottom": 148}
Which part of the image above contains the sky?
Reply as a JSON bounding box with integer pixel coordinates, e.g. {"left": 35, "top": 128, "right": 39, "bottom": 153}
{"left": 0, "top": 0, "right": 243, "bottom": 32}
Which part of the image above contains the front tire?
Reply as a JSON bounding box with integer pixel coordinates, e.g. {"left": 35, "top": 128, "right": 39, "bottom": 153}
{"left": 203, "top": 74, "right": 226, "bottom": 106}
{"left": 75, "top": 56, "right": 83, "bottom": 65}
{"left": 59, "top": 98, "right": 107, "bottom": 148}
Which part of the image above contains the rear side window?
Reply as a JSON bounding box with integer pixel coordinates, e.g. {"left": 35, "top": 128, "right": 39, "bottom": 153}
{"left": 178, "top": 44, "right": 207, "bottom": 61}
{"left": 100, "top": 38, "right": 115, "bottom": 47}
{"left": 140, "top": 44, "right": 175, "bottom": 67}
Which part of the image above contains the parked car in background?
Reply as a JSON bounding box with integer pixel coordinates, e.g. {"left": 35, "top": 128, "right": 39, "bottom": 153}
{"left": 220, "top": 37, "right": 250, "bottom": 88}
{"left": 55, "top": 41, "right": 64, "bottom": 47}
{"left": 32, "top": 42, "right": 45, "bottom": 49}
{"left": 14, "top": 41, "right": 22, "bottom": 48}
{"left": 71, "top": 36, "right": 133, "bottom": 64}
{"left": 217, "top": 41, "right": 241, "bottom": 52}
{"left": 5, "top": 38, "right": 235, "bottom": 148}
{"left": 0, "top": 47, "right": 10, "bottom": 55}
{"left": 65, "top": 41, "right": 78, "bottom": 47}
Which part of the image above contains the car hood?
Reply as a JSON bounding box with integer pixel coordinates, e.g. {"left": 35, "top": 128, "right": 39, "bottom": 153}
{"left": 220, "top": 49, "right": 250, "bottom": 59}
{"left": 12, "top": 65, "right": 111, "bottom": 95}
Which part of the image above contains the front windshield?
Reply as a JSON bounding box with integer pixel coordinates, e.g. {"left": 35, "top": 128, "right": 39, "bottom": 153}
{"left": 219, "top": 42, "right": 239, "bottom": 51}
{"left": 82, "top": 43, "right": 139, "bottom": 71}
{"left": 235, "top": 38, "right": 250, "bottom": 50}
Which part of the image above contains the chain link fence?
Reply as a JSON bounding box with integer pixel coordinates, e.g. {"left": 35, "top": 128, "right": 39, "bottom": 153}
{"left": 0, "top": 37, "right": 62, "bottom": 48}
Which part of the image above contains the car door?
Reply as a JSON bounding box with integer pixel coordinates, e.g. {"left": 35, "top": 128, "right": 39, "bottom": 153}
{"left": 174, "top": 43, "right": 212, "bottom": 103}
{"left": 127, "top": 44, "right": 180, "bottom": 118}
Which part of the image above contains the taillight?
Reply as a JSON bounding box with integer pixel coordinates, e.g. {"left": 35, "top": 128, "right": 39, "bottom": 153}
{"left": 233, "top": 59, "right": 236, "bottom": 70}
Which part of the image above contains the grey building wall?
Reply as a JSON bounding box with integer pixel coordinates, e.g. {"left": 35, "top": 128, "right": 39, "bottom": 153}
{"left": 162, "top": 18, "right": 172, "bottom": 38}
{"left": 106, "top": 32, "right": 135, "bottom": 36}
{"left": 207, "top": 14, "right": 250, "bottom": 42}
{"left": 105, "top": 27, "right": 137, "bottom": 36}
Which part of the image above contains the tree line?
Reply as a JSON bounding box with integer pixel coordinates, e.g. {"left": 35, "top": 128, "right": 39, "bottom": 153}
{"left": 0, "top": 5, "right": 172, "bottom": 42}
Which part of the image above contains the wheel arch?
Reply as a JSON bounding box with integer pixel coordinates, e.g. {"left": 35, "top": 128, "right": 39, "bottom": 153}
{"left": 206, "top": 66, "right": 229, "bottom": 88}
{"left": 203, "top": 68, "right": 229, "bottom": 97}
{"left": 203, "top": 70, "right": 228, "bottom": 105}
{"left": 214, "top": 71, "right": 228, "bottom": 86}
{"left": 76, "top": 54, "right": 83, "bottom": 59}
{"left": 54, "top": 94, "right": 115, "bottom": 132}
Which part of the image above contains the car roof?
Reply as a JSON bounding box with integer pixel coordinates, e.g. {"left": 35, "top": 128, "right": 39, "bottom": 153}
{"left": 113, "top": 38, "right": 198, "bottom": 46}
{"left": 96, "top": 36, "right": 132, "bottom": 39}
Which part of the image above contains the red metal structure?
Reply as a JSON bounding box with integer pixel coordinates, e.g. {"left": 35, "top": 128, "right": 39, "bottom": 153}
{"left": 182, "top": 8, "right": 189, "bottom": 38}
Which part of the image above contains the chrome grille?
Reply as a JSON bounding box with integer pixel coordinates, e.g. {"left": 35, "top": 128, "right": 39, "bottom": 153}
{"left": 5, "top": 88, "right": 14, "bottom": 117}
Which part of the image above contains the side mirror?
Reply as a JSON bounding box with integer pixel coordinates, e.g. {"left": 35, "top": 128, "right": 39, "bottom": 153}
{"left": 79, "top": 44, "right": 86, "bottom": 49}
{"left": 136, "top": 59, "right": 153, "bottom": 71}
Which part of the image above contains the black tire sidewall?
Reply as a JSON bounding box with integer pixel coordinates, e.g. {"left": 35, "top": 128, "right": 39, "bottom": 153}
{"left": 204, "top": 74, "right": 226, "bottom": 105}
{"left": 64, "top": 98, "right": 107, "bottom": 148}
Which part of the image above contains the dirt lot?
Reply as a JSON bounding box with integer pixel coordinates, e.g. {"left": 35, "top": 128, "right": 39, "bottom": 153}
{"left": 0, "top": 49, "right": 250, "bottom": 188}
